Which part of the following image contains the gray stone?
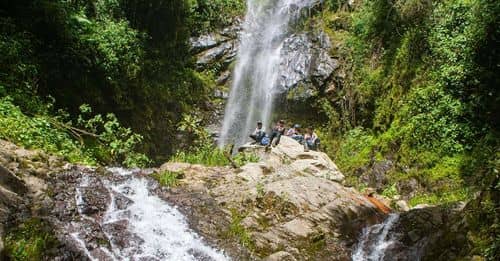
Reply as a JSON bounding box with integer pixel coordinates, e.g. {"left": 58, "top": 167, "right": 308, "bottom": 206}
{"left": 264, "top": 251, "right": 297, "bottom": 261}
{"left": 189, "top": 34, "right": 229, "bottom": 53}
{"left": 277, "top": 32, "right": 338, "bottom": 94}
{"left": 0, "top": 165, "right": 27, "bottom": 195}
{"left": 395, "top": 200, "right": 410, "bottom": 212}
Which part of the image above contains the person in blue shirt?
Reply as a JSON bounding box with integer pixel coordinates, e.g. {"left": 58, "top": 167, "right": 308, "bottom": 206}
{"left": 304, "top": 127, "right": 320, "bottom": 151}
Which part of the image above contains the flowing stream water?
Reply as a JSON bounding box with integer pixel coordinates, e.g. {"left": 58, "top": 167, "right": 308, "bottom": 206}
{"left": 352, "top": 213, "right": 400, "bottom": 261}
{"left": 219, "top": 0, "right": 319, "bottom": 148}
{"left": 72, "top": 168, "right": 229, "bottom": 261}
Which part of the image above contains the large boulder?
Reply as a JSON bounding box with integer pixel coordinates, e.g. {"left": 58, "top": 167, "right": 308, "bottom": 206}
{"left": 161, "top": 136, "right": 384, "bottom": 260}
{"left": 379, "top": 202, "right": 470, "bottom": 261}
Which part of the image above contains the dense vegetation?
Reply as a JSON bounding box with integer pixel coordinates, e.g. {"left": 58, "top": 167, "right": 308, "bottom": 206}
{"left": 0, "top": 0, "right": 244, "bottom": 165}
{"left": 311, "top": 0, "right": 498, "bottom": 258}
{"left": 1, "top": 0, "right": 498, "bottom": 259}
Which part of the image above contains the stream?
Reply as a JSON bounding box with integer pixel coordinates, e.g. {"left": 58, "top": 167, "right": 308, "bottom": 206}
{"left": 70, "top": 168, "right": 228, "bottom": 261}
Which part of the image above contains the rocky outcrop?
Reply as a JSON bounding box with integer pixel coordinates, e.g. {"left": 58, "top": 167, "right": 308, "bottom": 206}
{"left": 0, "top": 138, "right": 479, "bottom": 260}
{"left": 191, "top": 23, "right": 339, "bottom": 100}
{"left": 278, "top": 32, "right": 338, "bottom": 97}
{"left": 160, "top": 136, "right": 384, "bottom": 260}
{"left": 0, "top": 140, "right": 68, "bottom": 258}
{"left": 190, "top": 20, "right": 242, "bottom": 86}
{"left": 363, "top": 202, "right": 470, "bottom": 261}
{"left": 0, "top": 165, "right": 27, "bottom": 255}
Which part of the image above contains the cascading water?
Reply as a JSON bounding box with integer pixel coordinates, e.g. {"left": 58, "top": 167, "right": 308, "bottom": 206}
{"left": 352, "top": 213, "right": 401, "bottom": 261}
{"left": 71, "top": 168, "right": 229, "bottom": 261}
{"left": 219, "top": 0, "right": 319, "bottom": 148}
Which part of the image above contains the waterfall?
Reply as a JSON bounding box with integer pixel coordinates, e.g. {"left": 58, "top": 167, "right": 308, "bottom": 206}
{"left": 71, "top": 168, "right": 229, "bottom": 261}
{"left": 352, "top": 213, "right": 400, "bottom": 261}
{"left": 219, "top": 0, "right": 319, "bottom": 148}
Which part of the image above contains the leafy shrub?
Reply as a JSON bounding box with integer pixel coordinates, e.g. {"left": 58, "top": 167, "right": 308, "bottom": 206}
{"left": 334, "top": 127, "right": 377, "bottom": 173}
{"left": 381, "top": 183, "right": 399, "bottom": 199}
{"left": 188, "top": 0, "right": 245, "bottom": 34}
{"left": 0, "top": 97, "right": 95, "bottom": 164}
{"left": 77, "top": 104, "right": 150, "bottom": 167}
{"left": 4, "top": 218, "right": 57, "bottom": 261}
{"left": 80, "top": 17, "right": 143, "bottom": 81}
{"left": 0, "top": 97, "right": 149, "bottom": 167}
{"left": 171, "top": 143, "right": 230, "bottom": 166}
{"left": 233, "top": 152, "right": 260, "bottom": 167}
{"left": 171, "top": 112, "right": 230, "bottom": 166}
{"left": 153, "top": 170, "right": 182, "bottom": 187}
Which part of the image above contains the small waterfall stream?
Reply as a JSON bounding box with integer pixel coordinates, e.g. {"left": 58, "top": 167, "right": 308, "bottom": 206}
{"left": 352, "top": 213, "right": 400, "bottom": 261}
{"left": 71, "top": 168, "right": 228, "bottom": 261}
{"left": 219, "top": 0, "right": 319, "bottom": 147}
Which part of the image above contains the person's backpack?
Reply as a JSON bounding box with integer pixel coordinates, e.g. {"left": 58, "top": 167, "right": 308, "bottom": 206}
{"left": 260, "top": 136, "right": 270, "bottom": 146}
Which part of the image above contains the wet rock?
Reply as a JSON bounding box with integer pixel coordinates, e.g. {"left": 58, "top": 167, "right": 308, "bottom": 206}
{"left": 190, "top": 34, "right": 229, "bottom": 53}
{"left": 383, "top": 203, "right": 469, "bottom": 260}
{"left": 278, "top": 32, "right": 338, "bottom": 95}
{"left": 191, "top": 20, "right": 242, "bottom": 76}
{"left": 196, "top": 41, "right": 237, "bottom": 68}
{"left": 395, "top": 200, "right": 410, "bottom": 212}
{"left": 112, "top": 191, "right": 133, "bottom": 210}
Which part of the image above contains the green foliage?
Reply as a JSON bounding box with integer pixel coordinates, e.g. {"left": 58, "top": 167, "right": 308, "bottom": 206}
{"left": 0, "top": 0, "right": 221, "bottom": 163}
{"left": 233, "top": 152, "right": 261, "bottom": 167}
{"left": 0, "top": 97, "right": 95, "bottom": 164}
{"left": 381, "top": 183, "right": 399, "bottom": 199}
{"left": 256, "top": 182, "right": 265, "bottom": 198}
{"left": 408, "top": 188, "right": 469, "bottom": 207}
{"left": 171, "top": 143, "right": 230, "bottom": 167}
{"left": 80, "top": 17, "right": 143, "bottom": 81}
{"left": 188, "top": 0, "right": 245, "bottom": 34}
{"left": 77, "top": 104, "right": 150, "bottom": 167}
{"left": 316, "top": 0, "right": 499, "bottom": 256}
{"left": 153, "top": 170, "right": 182, "bottom": 187}
{"left": 0, "top": 97, "right": 149, "bottom": 167}
{"left": 171, "top": 113, "right": 260, "bottom": 167}
{"left": 170, "top": 112, "right": 230, "bottom": 166}
{"left": 4, "top": 218, "right": 57, "bottom": 261}
{"left": 334, "top": 127, "right": 377, "bottom": 173}
{"left": 228, "top": 208, "right": 255, "bottom": 249}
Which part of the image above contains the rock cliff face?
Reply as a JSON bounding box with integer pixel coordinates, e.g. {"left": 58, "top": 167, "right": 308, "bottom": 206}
{"left": 190, "top": 23, "right": 338, "bottom": 101}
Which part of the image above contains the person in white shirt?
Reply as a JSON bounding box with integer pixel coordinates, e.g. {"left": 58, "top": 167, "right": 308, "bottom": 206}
{"left": 249, "top": 121, "right": 265, "bottom": 144}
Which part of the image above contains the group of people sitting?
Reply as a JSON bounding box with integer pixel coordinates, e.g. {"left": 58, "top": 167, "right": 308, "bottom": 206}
{"left": 249, "top": 120, "right": 320, "bottom": 151}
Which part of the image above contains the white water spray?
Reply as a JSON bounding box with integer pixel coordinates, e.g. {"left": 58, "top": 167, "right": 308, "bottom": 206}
{"left": 352, "top": 213, "right": 400, "bottom": 261}
{"left": 219, "top": 0, "right": 319, "bottom": 147}
{"left": 73, "top": 168, "right": 229, "bottom": 261}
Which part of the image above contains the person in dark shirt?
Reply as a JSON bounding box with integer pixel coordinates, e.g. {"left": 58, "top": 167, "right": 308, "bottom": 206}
{"left": 268, "top": 120, "right": 286, "bottom": 147}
